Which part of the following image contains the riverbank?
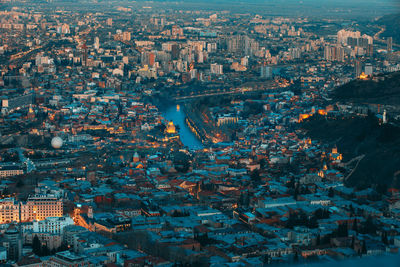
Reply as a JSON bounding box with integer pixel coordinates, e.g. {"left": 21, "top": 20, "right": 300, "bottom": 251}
{"left": 157, "top": 103, "right": 204, "bottom": 150}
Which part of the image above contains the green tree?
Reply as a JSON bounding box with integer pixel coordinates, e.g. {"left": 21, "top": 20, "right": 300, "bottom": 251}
{"left": 293, "top": 251, "right": 299, "bottom": 262}
{"left": 41, "top": 244, "right": 50, "bottom": 256}
{"left": 363, "top": 215, "right": 377, "bottom": 234}
{"left": 382, "top": 231, "right": 389, "bottom": 245}
{"left": 260, "top": 158, "right": 267, "bottom": 170}
{"left": 328, "top": 187, "right": 334, "bottom": 197}
{"left": 352, "top": 219, "right": 358, "bottom": 232}
{"left": 32, "top": 235, "right": 41, "bottom": 255}
{"left": 16, "top": 179, "right": 24, "bottom": 188}
{"left": 250, "top": 169, "right": 260, "bottom": 183}
{"left": 316, "top": 234, "right": 321, "bottom": 246}
{"left": 362, "top": 240, "right": 367, "bottom": 254}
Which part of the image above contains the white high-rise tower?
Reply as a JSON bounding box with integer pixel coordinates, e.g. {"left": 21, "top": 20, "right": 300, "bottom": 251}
{"left": 383, "top": 110, "right": 387, "bottom": 124}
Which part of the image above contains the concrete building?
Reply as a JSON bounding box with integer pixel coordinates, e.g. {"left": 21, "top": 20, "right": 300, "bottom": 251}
{"left": 33, "top": 216, "right": 74, "bottom": 235}
{"left": 0, "top": 195, "right": 63, "bottom": 223}
{"left": 0, "top": 165, "right": 24, "bottom": 178}
{"left": 0, "top": 199, "right": 21, "bottom": 224}
{"left": 46, "top": 251, "right": 89, "bottom": 267}
{"left": 3, "top": 226, "right": 22, "bottom": 262}
{"left": 210, "top": 63, "right": 223, "bottom": 75}
{"left": 260, "top": 65, "right": 273, "bottom": 79}
{"left": 24, "top": 195, "right": 63, "bottom": 222}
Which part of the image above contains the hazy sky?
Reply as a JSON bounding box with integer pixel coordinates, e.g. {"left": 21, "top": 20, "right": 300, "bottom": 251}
{"left": 143, "top": 0, "right": 399, "bottom": 18}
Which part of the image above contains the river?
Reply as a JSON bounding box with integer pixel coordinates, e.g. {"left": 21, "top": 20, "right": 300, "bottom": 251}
{"left": 160, "top": 103, "right": 204, "bottom": 150}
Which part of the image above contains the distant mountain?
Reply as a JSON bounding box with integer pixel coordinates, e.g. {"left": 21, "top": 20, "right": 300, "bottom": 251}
{"left": 333, "top": 71, "right": 400, "bottom": 105}
{"left": 377, "top": 13, "right": 400, "bottom": 44}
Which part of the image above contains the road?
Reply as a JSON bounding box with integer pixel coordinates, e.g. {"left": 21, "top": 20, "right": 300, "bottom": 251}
{"left": 344, "top": 154, "right": 365, "bottom": 181}
{"left": 174, "top": 84, "right": 281, "bottom": 101}
{"left": 373, "top": 25, "right": 400, "bottom": 48}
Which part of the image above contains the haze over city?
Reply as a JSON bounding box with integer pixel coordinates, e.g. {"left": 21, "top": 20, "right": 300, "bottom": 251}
{"left": 0, "top": 0, "right": 399, "bottom": 266}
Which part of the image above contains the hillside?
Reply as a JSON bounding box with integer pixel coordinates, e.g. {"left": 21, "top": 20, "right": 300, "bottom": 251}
{"left": 333, "top": 71, "right": 400, "bottom": 105}
{"left": 302, "top": 114, "right": 400, "bottom": 189}
{"left": 303, "top": 72, "right": 400, "bottom": 189}
{"left": 377, "top": 13, "right": 400, "bottom": 44}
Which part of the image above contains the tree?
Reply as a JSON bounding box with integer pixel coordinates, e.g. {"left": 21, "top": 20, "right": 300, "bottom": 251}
{"left": 57, "top": 242, "right": 68, "bottom": 252}
{"left": 250, "top": 169, "right": 261, "bottom": 183}
{"left": 263, "top": 254, "right": 271, "bottom": 264}
{"left": 288, "top": 176, "right": 296, "bottom": 189}
{"left": 239, "top": 192, "right": 244, "bottom": 206}
{"left": 382, "top": 231, "right": 389, "bottom": 245}
{"left": 41, "top": 244, "right": 50, "bottom": 256}
{"left": 376, "top": 183, "right": 388, "bottom": 196}
{"left": 361, "top": 240, "right": 367, "bottom": 254}
{"left": 2, "top": 187, "right": 9, "bottom": 196}
{"left": 314, "top": 208, "right": 330, "bottom": 219}
{"left": 352, "top": 219, "right": 358, "bottom": 232}
{"left": 173, "top": 152, "right": 191, "bottom": 173}
{"left": 316, "top": 234, "right": 321, "bottom": 246}
{"left": 335, "top": 223, "right": 348, "bottom": 237}
{"left": 349, "top": 204, "right": 354, "bottom": 213}
{"left": 363, "top": 215, "right": 377, "bottom": 234}
{"left": 294, "top": 185, "right": 299, "bottom": 200}
{"left": 260, "top": 158, "right": 267, "bottom": 170}
{"left": 32, "top": 235, "right": 41, "bottom": 255}
{"left": 328, "top": 187, "right": 334, "bottom": 197}
{"left": 16, "top": 179, "right": 24, "bottom": 188}
{"left": 245, "top": 193, "right": 250, "bottom": 207}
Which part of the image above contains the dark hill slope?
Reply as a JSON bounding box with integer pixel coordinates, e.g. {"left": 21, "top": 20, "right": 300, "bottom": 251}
{"left": 303, "top": 71, "right": 400, "bottom": 189}
{"left": 302, "top": 114, "right": 400, "bottom": 189}
{"left": 333, "top": 71, "right": 400, "bottom": 105}
{"left": 377, "top": 13, "right": 400, "bottom": 44}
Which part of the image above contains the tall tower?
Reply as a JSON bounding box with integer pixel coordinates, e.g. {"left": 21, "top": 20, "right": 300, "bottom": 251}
{"left": 387, "top": 37, "right": 393, "bottom": 53}
{"left": 82, "top": 42, "right": 88, "bottom": 67}
{"left": 367, "top": 44, "right": 373, "bottom": 57}
{"left": 383, "top": 110, "right": 387, "bottom": 124}
{"left": 94, "top": 37, "right": 100, "bottom": 50}
{"left": 355, "top": 60, "right": 362, "bottom": 78}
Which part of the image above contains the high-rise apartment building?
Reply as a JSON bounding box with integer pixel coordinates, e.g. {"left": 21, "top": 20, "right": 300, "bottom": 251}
{"left": 365, "top": 63, "right": 373, "bottom": 76}
{"left": 210, "top": 63, "right": 223, "bottom": 75}
{"left": 93, "top": 37, "right": 100, "bottom": 50}
{"left": 367, "top": 44, "right": 373, "bottom": 57}
{"left": 122, "top": 31, "right": 131, "bottom": 41}
{"left": 290, "top": 47, "right": 301, "bottom": 59}
{"left": 324, "top": 46, "right": 344, "bottom": 62}
{"left": 171, "top": 44, "right": 180, "bottom": 60}
{"left": 387, "top": 37, "right": 393, "bottom": 53}
{"left": 106, "top": 18, "right": 113, "bottom": 26}
{"left": 3, "top": 226, "right": 22, "bottom": 261}
{"left": 355, "top": 60, "right": 362, "bottom": 78}
{"left": 260, "top": 65, "right": 273, "bottom": 79}
{"left": 337, "top": 29, "right": 361, "bottom": 45}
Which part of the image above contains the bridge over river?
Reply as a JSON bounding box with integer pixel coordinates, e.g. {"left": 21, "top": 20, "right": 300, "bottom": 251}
{"left": 173, "top": 83, "right": 281, "bottom": 102}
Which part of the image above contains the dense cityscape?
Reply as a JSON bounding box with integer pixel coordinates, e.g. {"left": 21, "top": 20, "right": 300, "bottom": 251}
{"left": 0, "top": 0, "right": 399, "bottom": 266}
